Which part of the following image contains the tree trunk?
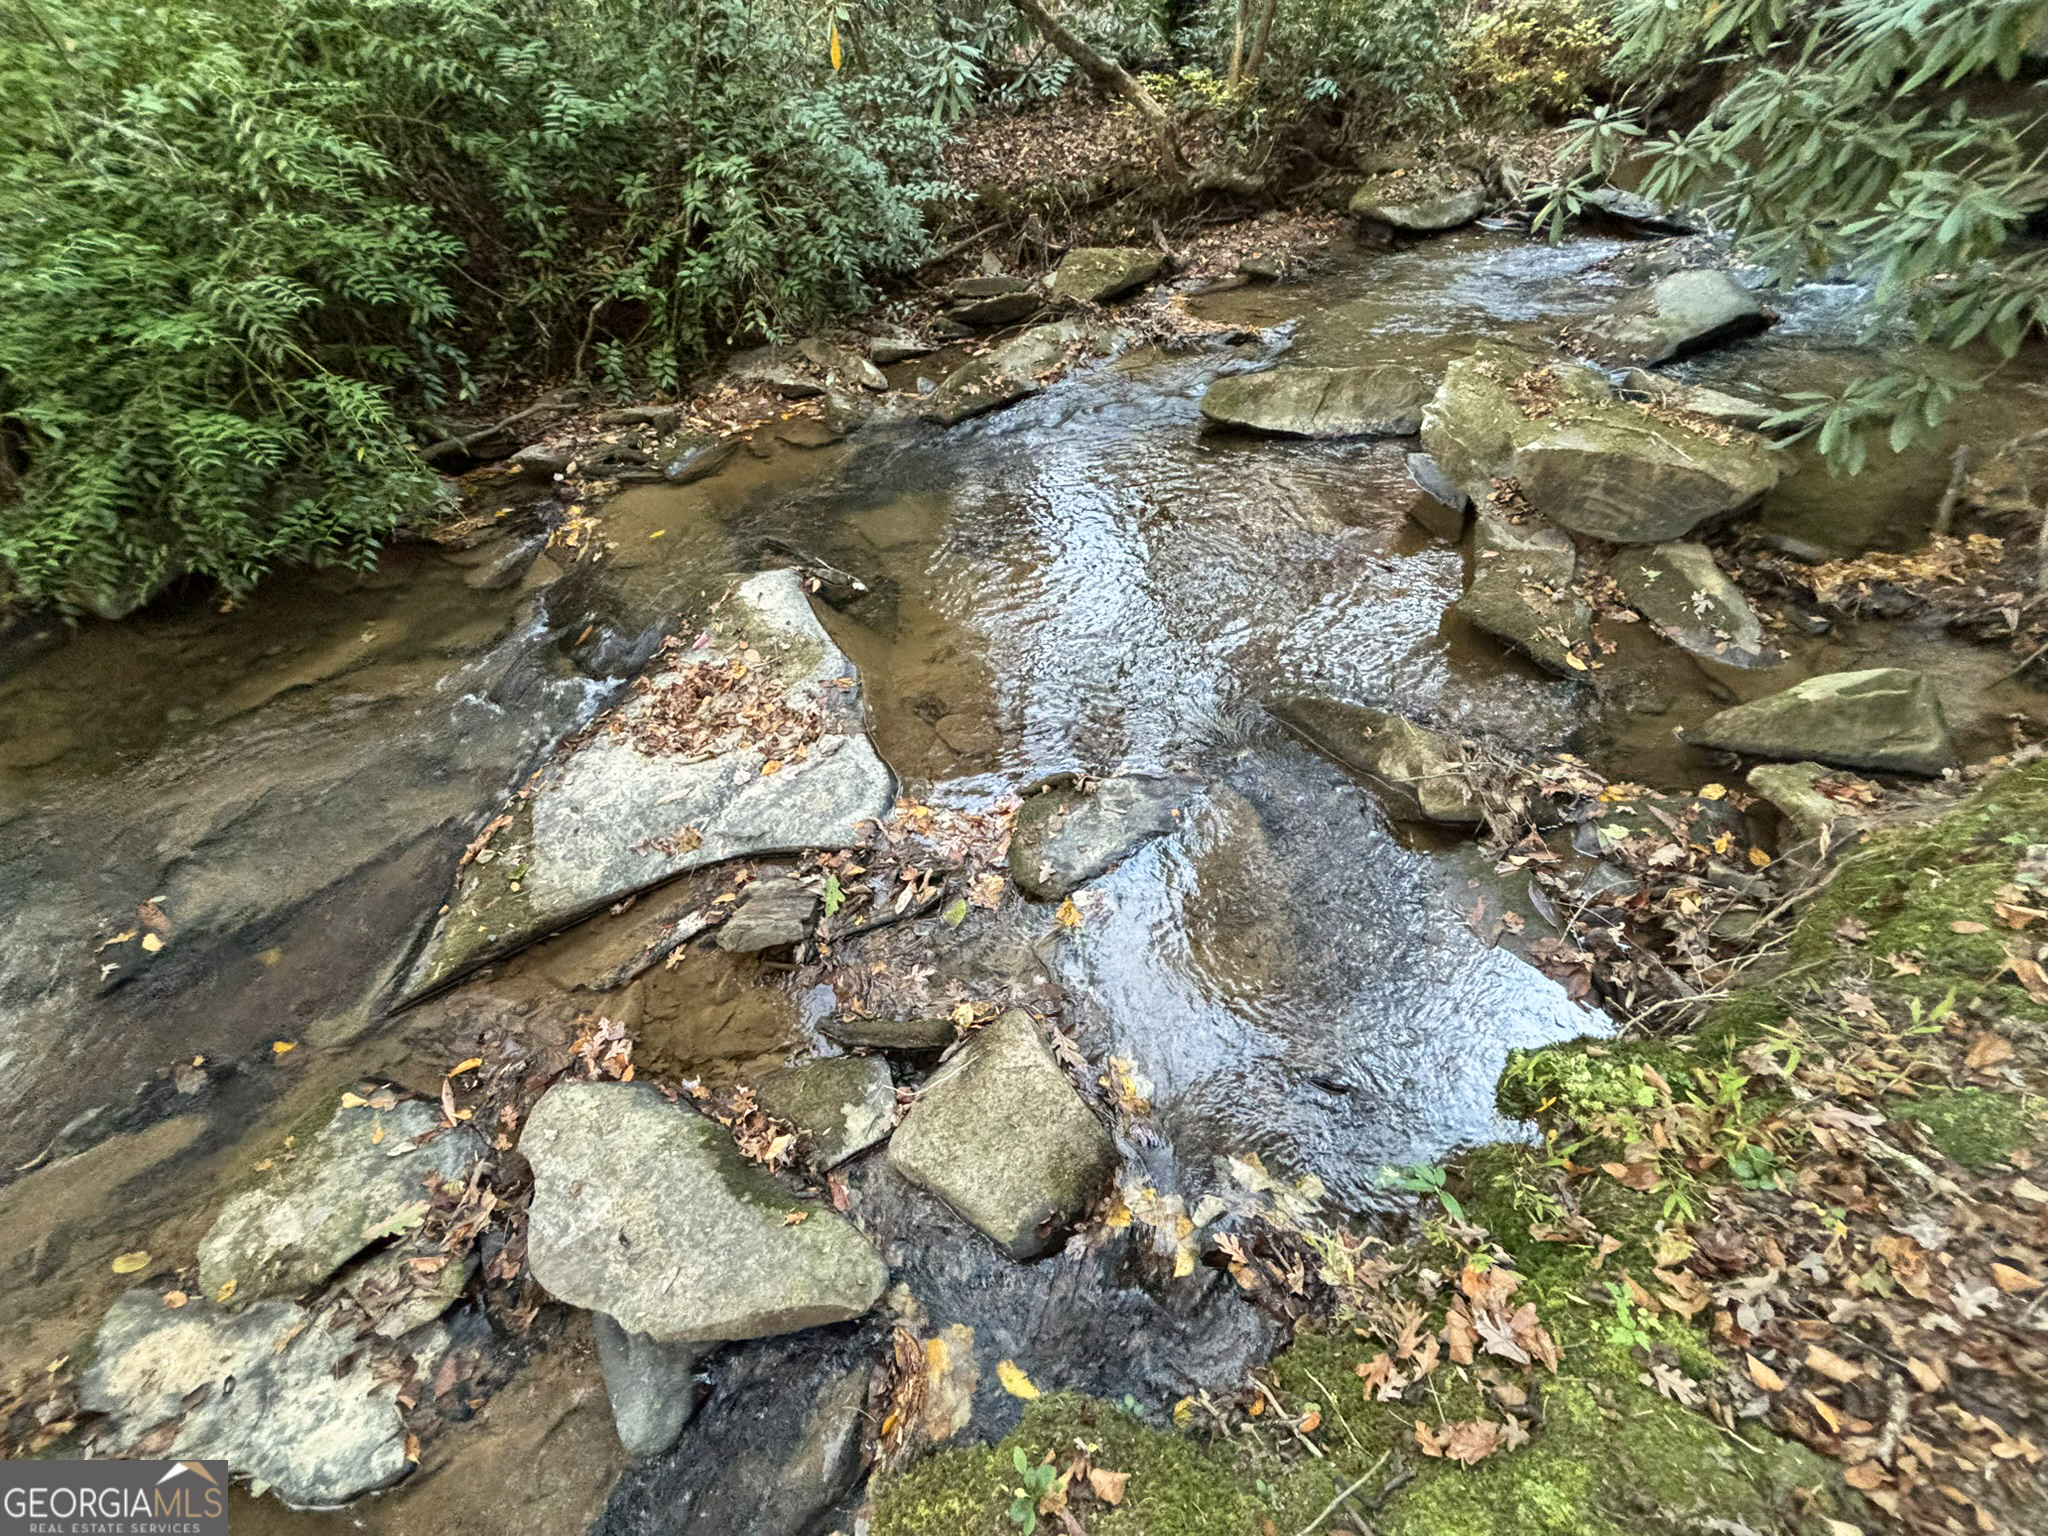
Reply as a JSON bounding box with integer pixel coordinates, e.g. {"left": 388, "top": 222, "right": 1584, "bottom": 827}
{"left": 1227, "top": 0, "right": 1248, "bottom": 88}
{"left": 1245, "top": 0, "right": 1279, "bottom": 81}
{"left": 999, "top": 0, "right": 1186, "bottom": 181}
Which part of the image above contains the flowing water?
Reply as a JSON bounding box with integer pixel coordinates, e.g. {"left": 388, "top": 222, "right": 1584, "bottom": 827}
{"left": 4, "top": 227, "right": 2046, "bottom": 1530}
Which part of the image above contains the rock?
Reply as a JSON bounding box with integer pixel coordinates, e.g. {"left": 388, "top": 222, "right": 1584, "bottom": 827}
{"left": 730, "top": 353, "right": 825, "bottom": 399}
{"left": 509, "top": 442, "right": 570, "bottom": 482}
{"left": 796, "top": 338, "right": 889, "bottom": 392}
{"left": 934, "top": 711, "right": 1000, "bottom": 756}
{"left": 1747, "top": 761, "right": 1876, "bottom": 849}
{"left": 1610, "top": 541, "right": 1778, "bottom": 668}
{"left": 1620, "top": 369, "right": 1778, "bottom": 432}
{"left": 80, "top": 1289, "right": 439, "bottom": 1507}
{"left": 922, "top": 322, "right": 1083, "bottom": 427}
{"left": 887, "top": 1010, "right": 1117, "bottom": 1259}
{"left": 1266, "top": 696, "right": 1481, "bottom": 824}
{"left": 401, "top": 569, "right": 896, "bottom": 997}
{"left": 593, "top": 1312, "right": 704, "bottom": 1459}
{"left": 1578, "top": 187, "right": 1705, "bottom": 237}
{"left": 946, "top": 289, "right": 1040, "bottom": 328}
{"left": 869, "top": 333, "right": 936, "bottom": 365}
{"left": 1580, "top": 269, "right": 1775, "bottom": 366}
{"left": 1573, "top": 793, "right": 1748, "bottom": 859}
{"left": 1512, "top": 411, "right": 1780, "bottom": 543}
{"left": 1683, "top": 668, "right": 1957, "bottom": 776}
{"left": 664, "top": 432, "right": 739, "bottom": 484}
{"left": 1420, "top": 345, "right": 1607, "bottom": 504}
{"left": 1406, "top": 450, "right": 1471, "bottom": 512}
{"left": 817, "top": 389, "right": 873, "bottom": 437}
{"left": 716, "top": 878, "right": 820, "bottom": 952}
{"left": 196, "top": 1096, "right": 484, "bottom": 1307}
{"left": 521, "top": 1081, "right": 887, "bottom": 1342}
{"left": 1456, "top": 508, "right": 1594, "bottom": 677}
{"left": 1049, "top": 247, "right": 1163, "bottom": 305}
{"left": 603, "top": 405, "right": 683, "bottom": 431}
{"left": 336, "top": 1244, "right": 478, "bottom": 1339}
{"left": 1008, "top": 775, "right": 1194, "bottom": 900}
{"left": 463, "top": 537, "right": 545, "bottom": 592}
{"left": 1350, "top": 174, "right": 1487, "bottom": 232}
{"left": 947, "top": 274, "right": 1031, "bottom": 299}
{"left": 820, "top": 1015, "right": 957, "bottom": 1053}
{"left": 750, "top": 1055, "right": 895, "bottom": 1169}
{"left": 1199, "top": 365, "right": 1433, "bottom": 439}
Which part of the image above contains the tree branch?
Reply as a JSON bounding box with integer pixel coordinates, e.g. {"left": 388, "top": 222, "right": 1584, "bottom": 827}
{"left": 996, "top": 0, "right": 1186, "bottom": 182}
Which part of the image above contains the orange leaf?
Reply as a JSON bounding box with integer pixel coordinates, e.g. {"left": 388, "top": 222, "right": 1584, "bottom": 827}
{"left": 1746, "top": 1354, "right": 1786, "bottom": 1393}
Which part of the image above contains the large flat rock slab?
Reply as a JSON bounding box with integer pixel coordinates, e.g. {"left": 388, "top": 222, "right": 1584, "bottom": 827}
{"left": 887, "top": 1010, "right": 1117, "bottom": 1259}
{"left": 1682, "top": 668, "right": 1957, "bottom": 776}
{"left": 198, "top": 1096, "right": 484, "bottom": 1306}
{"left": 922, "top": 322, "right": 1087, "bottom": 426}
{"left": 1456, "top": 508, "right": 1594, "bottom": 677}
{"left": 81, "top": 1289, "right": 440, "bottom": 1507}
{"left": 1049, "top": 247, "right": 1162, "bottom": 304}
{"left": 521, "top": 1081, "right": 887, "bottom": 1343}
{"left": 401, "top": 569, "right": 895, "bottom": 998}
{"left": 1611, "top": 541, "right": 1778, "bottom": 668}
{"left": 1267, "top": 695, "right": 1481, "bottom": 824}
{"left": 1009, "top": 775, "right": 1195, "bottom": 900}
{"left": 1512, "top": 414, "right": 1778, "bottom": 544}
{"left": 1199, "top": 365, "right": 1433, "bottom": 438}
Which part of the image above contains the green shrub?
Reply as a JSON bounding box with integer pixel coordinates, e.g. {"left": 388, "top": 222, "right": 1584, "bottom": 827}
{"left": 0, "top": 0, "right": 941, "bottom": 612}
{"left": 1455, "top": 0, "right": 1616, "bottom": 123}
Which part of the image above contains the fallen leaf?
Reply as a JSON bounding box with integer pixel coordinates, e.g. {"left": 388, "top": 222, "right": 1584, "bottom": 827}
{"left": 1949, "top": 920, "right": 1989, "bottom": 934}
{"left": 1805, "top": 1345, "right": 1864, "bottom": 1385}
{"left": 997, "top": 1359, "right": 1040, "bottom": 1400}
{"left": 161, "top": 1290, "right": 188, "bottom": 1309}
{"left": 111, "top": 1250, "right": 150, "bottom": 1275}
{"left": 272, "top": 1040, "right": 296, "bottom": 1055}
{"left": 782, "top": 1209, "right": 809, "bottom": 1227}
{"left": 214, "top": 1279, "right": 237, "bottom": 1304}
{"left": 1297, "top": 1407, "right": 1322, "bottom": 1434}
{"left": 448, "top": 1057, "right": 484, "bottom": 1077}
{"left": 1087, "top": 1468, "right": 1129, "bottom": 1506}
{"left": 1842, "top": 1461, "right": 1889, "bottom": 1490}
{"left": 1746, "top": 1354, "right": 1786, "bottom": 1392}
{"left": 1990, "top": 1262, "right": 2041, "bottom": 1293}
{"left": 1055, "top": 897, "right": 1083, "bottom": 929}
{"left": 362, "top": 1200, "right": 429, "bottom": 1242}
{"left": 1964, "top": 1033, "right": 2014, "bottom": 1071}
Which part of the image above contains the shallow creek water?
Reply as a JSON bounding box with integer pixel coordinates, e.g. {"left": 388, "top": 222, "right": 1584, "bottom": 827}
{"left": 4, "top": 228, "right": 2046, "bottom": 1530}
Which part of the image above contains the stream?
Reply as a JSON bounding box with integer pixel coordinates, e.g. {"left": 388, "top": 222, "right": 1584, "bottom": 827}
{"left": 3, "top": 227, "right": 2045, "bottom": 1533}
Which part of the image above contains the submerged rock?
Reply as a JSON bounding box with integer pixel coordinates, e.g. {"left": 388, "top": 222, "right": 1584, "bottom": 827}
{"left": 197, "top": 1096, "right": 484, "bottom": 1307}
{"left": 923, "top": 322, "right": 1084, "bottom": 427}
{"left": 1683, "top": 668, "right": 1957, "bottom": 776}
{"left": 1267, "top": 695, "right": 1481, "bottom": 824}
{"left": 593, "top": 1312, "right": 704, "bottom": 1459}
{"left": 820, "top": 1015, "right": 958, "bottom": 1053}
{"left": 664, "top": 433, "right": 740, "bottom": 484}
{"left": 1579, "top": 269, "right": 1775, "bottom": 366}
{"left": 1008, "top": 774, "right": 1194, "bottom": 900}
{"left": 887, "top": 1010, "right": 1117, "bottom": 1259}
{"left": 1456, "top": 508, "right": 1594, "bottom": 677}
{"left": 750, "top": 1054, "right": 896, "bottom": 1169}
{"left": 1512, "top": 413, "right": 1779, "bottom": 543}
{"left": 1350, "top": 174, "right": 1486, "bottom": 232}
{"left": 400, "top": 568, "right": 895, "bottom": 998}
{"left": 81, "top": 1289, "right": 438, "bottom": 1507}
{"left": 715, "top": 877, "right": 820, "bottom": 953}
{"left": 1049, "top": 247, "right": 1162, "bottom": 304}
{"left": 522, "top": 1081, "right": 887, "bottom": 1342}
{"left": 1199, "top": 365, "right": 1434, "bottom": 439}
{"left": 1610, "top": 541, "right": 1778, "bottom": 668}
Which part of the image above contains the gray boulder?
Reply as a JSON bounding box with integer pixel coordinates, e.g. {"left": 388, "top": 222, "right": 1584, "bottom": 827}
{"left": 1610, "top": 541, "right": 1778, "bottom": 668}
{"left": 400, "top": 569, "right": 896, "bottom": 998}
{"left": 1009, "top": 775, "right": 1194, "bottom": 900}
{"left": 1049, "top": 247, "right": 1163, "bottom": 305}
{"left": 1747, "top": 761, "right": 1877, "bottom": 849}
{"left": 521, "top": 1081, "right": 886, "bottom": 1342}
{"left": 715, "top": 877, "right": 820, "bottom": 953}
{"left": 593, "top": 1313, "right": 704, "bottom": 1459}
{"left": 923, "top": 322, "right": 1084, "bottom": 427}
{"left": 1420, "top": 346, "right": 1607, "bottom": 504}
{"left": 750, "top": 1055, "right": 895, "bottom": 1169}
{"left": 1405, "top": 450, "right": 1472, "bottom": 532}
{"left": 197, "top": 1096, "right": 484, "bottom": 1307}
{"left": 1351, "top": 175, "right": 1486, "bottom": 232}
{"left": 1199, "top": 365, "right": 1434, "bottom": 439}
{"left": 1580, "top": 269, "right": 1775, "bottom": 366}
{"left": 81, "top": 1289, "right": 439, "bottom": 1507}
{"left": 887, "top": 1010, "right": 1117, "bottom": 1259}
{"left": 1267, "top": 696, "right": 1481, "bottom": 824}
{"left": 796, "top": 338, "right": 889, "bottom": 392}
{"left": 1456, "top": 508, "right": 1594, "bottom": 677}
{"left": 869, "top": 333, "right": 937, "bottom": 365}
{"left": 664, "top": 432, "right": 740, "bottom": 484}
{"left": 509, "top": 442, "right": 570, "bottom": 482}
{"left": 1682, "top": 668, "right": 1957, "bottom": 776}
{"left": 1620, "top": 369, "right": 1778, "bottom": 432}
{"left": 1512, "top": 412, "right": 1779, "bottom": 543}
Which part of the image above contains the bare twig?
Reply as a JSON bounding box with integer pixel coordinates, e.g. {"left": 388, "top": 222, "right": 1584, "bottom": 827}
{"left": 1289, "top": 1453, "right": 1390, "bottom": 1536}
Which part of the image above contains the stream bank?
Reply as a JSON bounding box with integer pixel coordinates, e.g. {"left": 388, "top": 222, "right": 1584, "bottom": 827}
{"left": 3, "top": 208, "right": 2046, "bottom": 1535}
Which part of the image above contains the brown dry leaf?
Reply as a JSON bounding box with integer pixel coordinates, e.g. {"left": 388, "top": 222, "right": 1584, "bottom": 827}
{"left": 1905, "top": 1357, "right": 1944, "bottom": 1392}
{"left": 1444, "top": 1302, "right": 1478, "bottom": 1366}
{"left": 1746, "top": 1354, "right": 1787, "bottom": 1393}
{"left": 1417, "top": 1418, "right": 1527, "bottom": 1467}
{"left": 1842, "top": 1462, "right": 1889, "bottom": 1490}
{"left": 1087, "top": 1468, "right": 1129, "bottom": 1506}
{"left": 2001, "top": 947, "right": 2048, "bottom": 1004}
{"left": 1297, "top": 1407, "right": 1322, "bottom": 1434}
{"left": 1601, "top": 1159, "right": 1664, "bottom": 1192}
{"left": 1805, "top": 1345, "right": 1864, "bottom": 1385}
{"left": 1964, "top": 1033, "right": 2014, "bottom": 1071}
{"left": 1990, "top": 1262, "right": 2042, "bottom": 1293}
{"left": 161, "top": 1290, "right": 188, "bottom": 1309}
{"left": 1950, "top": 920, "right": 1990, "bottom": 934}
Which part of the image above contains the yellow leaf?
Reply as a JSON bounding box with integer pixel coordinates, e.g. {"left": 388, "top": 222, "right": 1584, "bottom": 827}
{"left": 214, "top": 1279, "right": 238, "bottom": 1304}
{"left": 272, "top": 1040, "right": 296, "bottom": 1055}
{"left": 340, "top": 1091, "right": 369, "bottom": 1108}
{"left": 1698, "top": 782, "right": 1727, "bottom": 800}
{"left": 111, "top": 1250, "right": 150, "bottom": 1275}
{"left": 139, "top": 932, "right": 165, "bottom": 953}
{"left": 448, "top": 1057, "right": 483, "bottom": 1077}
{"left": 1747, "top": 846, "right": 1771, "bottom": 868}
{"left": 996, "top": 1359, "right": 1040, "bottom": 1400}
{"left": 1056, "top": 897, "right": 1082, "bottom": 928}
{"left": 1745, "top": 1354, "right": 1786, "bottom": 1393}
{"left": 1991, "top": 1262, "right": 2042, "bottom": 1293}
{"left": 829, "top": 20, "right": 842, "bottom": 70}
{"left": 761, "top": 759, "right": 783, "bottom": 776}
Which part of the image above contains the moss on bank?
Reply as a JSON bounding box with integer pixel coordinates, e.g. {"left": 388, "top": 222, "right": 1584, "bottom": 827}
{"left": 871, "top": 765, "right": 2048, "bottom": 1536}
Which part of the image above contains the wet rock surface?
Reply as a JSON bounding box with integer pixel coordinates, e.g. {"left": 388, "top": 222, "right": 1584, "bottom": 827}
{"left": 888, "top": 1010, "right": 1119, "bottom": 1259}
{"left": 1747, "top": 760, "right": 1880, "bottom": 848}
{"left": 749, "top": 1054, "right": 896, "bottom": 1169}
{"left": 1579, "top": 268, "right": 1775, "bottom": 366}
{"left": 521, "top": 1080, "right": 888, "bottom": 1342}
{"left": 1457, "top": 507, "right": 1593, "bottom": 676}
{"left": 1350, "top": 174, "right": 1486, "bottom": 232}
{"left": 714, "top": 877, "right": 820, "bottom": 953}
{"left": 1008, "top": 775, "right": 1195, "bottom": 901}
{"left": 1199, "top": 364, "right": 1434, "bottom": 438}
{"left": 1267, "top": 695, "right": 1480, "bottom": 823}
{"left": 1513, "top": 410, "right": 1779, "bottom": 543}
{"left": 1048, "top": 246, "right": 1162, "bottom": 305}
{"left": 402, "top": 568, "right": 894, "bottom": 997}
{"left": 1684, "top": 667, "right": 1958, "bottom": 775}
{"left": 82, "top": 1289, "right": 441, "bottom": 1507}
{"left": 593, "top": 1313, "right": 704, "bottom": 1460}
{"left": 1610, "top": 540, "right": 1777, "bottom": 668}
{"left": 922, "top": 322, "right": 1086, "bottom": 426}
{"left": 197, "top": 1096, "right": 484, "bottom": 1306}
